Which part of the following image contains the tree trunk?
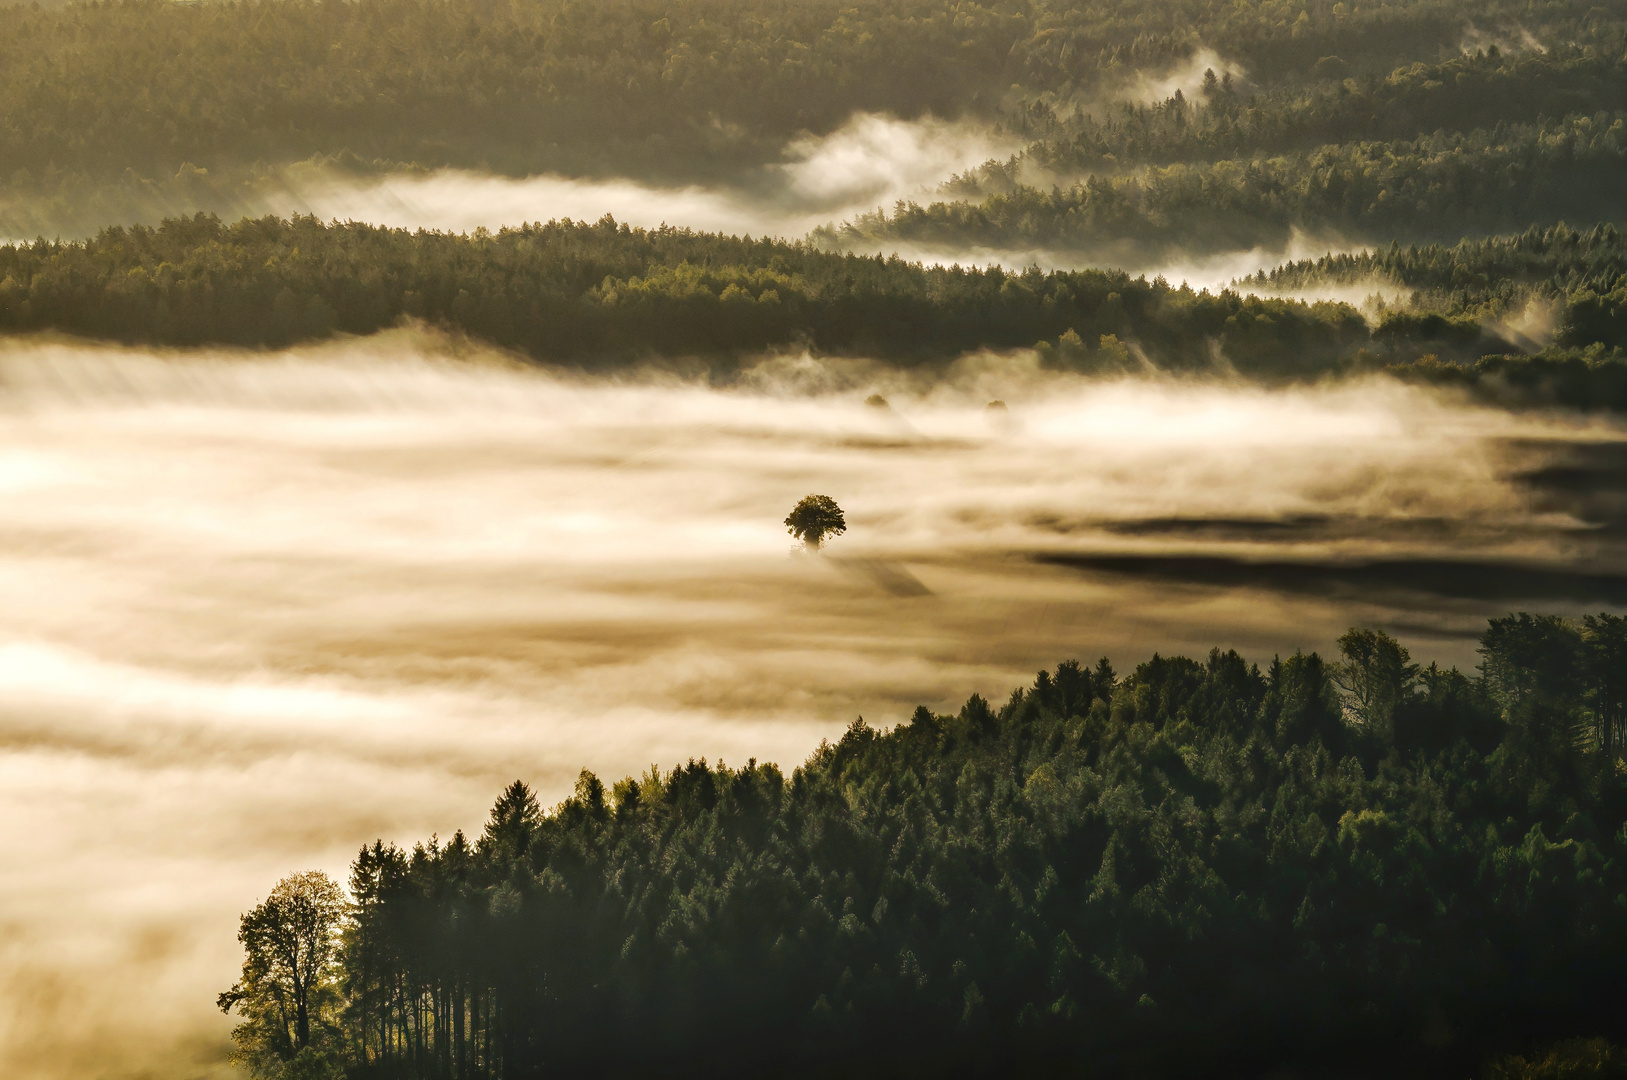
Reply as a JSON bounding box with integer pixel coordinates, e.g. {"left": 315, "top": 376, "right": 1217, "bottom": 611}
{"left": 295, "top": 980, "right": 310, "bottom": 1050}
{"left": 455, "top": 979, "right": 466, "bottom": 1079}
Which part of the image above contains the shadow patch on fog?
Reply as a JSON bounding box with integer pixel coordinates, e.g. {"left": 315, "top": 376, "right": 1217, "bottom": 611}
{"left": 1103, "top": 514, "right": 1329, "bottom": 537}
{"left": 1512, "top": 441, "right": 1627, "bottom": 530}
{"left": 1042, "top": 512, "right": 1548, "bottom": 547}
{"left": 832, "top": 558, "right": 935, "bottom": 597}
{"left": 1036, "top": 552, "right": 1627, "bottom": 606}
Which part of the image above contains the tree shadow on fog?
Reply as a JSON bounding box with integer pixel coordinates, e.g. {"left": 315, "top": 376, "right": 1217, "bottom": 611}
{"left": 1511, "top": 440, "right": 1627, "bottom": 533}
{"left": 826, "top": 557, "right": 935, "bottom": 598}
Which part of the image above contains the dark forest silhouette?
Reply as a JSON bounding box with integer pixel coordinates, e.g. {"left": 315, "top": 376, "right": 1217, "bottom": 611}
{"left": 1, "top": 217, "right": 1622, "bottom": 407}
{"left": 224, "top": 614, "right": 1627, "bottom": 1078}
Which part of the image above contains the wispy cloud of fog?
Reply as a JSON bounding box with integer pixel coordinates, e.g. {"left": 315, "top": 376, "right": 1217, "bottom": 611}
{"left": 2, "top": 330, "right": 1624, "bottom": 1076}
{"left": 1118, "top": 47, "right": 1248, "bottom": 105}
{"left": 1141, "top": 228, "right": 1389, "bottom": 301}
{"left": 838, "top": 227, "right": 1384, "bottom": 307}
{"left": 779, "top": 114, "right": 1013, "bottom": 210}
{"left": 228, "top": 164, "right": 1402, "bottom": 317}
{"left": 265, "top": 167, "right": 801, "bottom": 238}
{"left": 0, "top": 113, "right": 1012, "bottom": 247}
{"left": 0, "top": 111, "right": 1372, "bottom": 299}
{"left": 246, "top": 114, "right": 1015, "bottom": 241}
{"left": 1485, "top": 295, "right": 1564, "bottom": 349}
{"left": 1459, "top": 23, "right": 1546, "bottom": 56}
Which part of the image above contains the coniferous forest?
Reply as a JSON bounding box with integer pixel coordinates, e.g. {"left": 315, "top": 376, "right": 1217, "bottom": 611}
{"left": 224, "top": 617, "right": 1627, "bottom": 1078}
{"left": 2, "top": 216, "right": 1625, "bottom": 406}
{"left": 0, "top": 0, "right": 1621, "bottom": 384}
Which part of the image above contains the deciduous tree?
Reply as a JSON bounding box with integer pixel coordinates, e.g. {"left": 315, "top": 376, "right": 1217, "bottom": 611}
{"left": 219, "top": 870, "right": 348, "bottom": 1075}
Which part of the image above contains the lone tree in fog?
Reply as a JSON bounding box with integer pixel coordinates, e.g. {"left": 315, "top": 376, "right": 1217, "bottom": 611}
{"left": 785, "top": 494, "right": 846, "bottom": 550}
{"left": 218, "top": 870, "right": 347, "bottom": 1073}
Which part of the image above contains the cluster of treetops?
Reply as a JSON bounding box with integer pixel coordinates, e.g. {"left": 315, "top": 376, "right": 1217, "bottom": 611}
{"left": 1, "top": 213, "right": 1622, "bottom": 403}
{"left": 221, "top": 612, "right": 1627, "bottom": 1079}
{"left": 0, "top": 0, "right": 1619, "bottom": 254}
{"left": 2, "top": 0, "right": 1610, "bottom": 180}
{"left": 835, "top": 111, "right": 1623, "bottom": 258}
{"left": 838, "top": 45, "right": 1624, "bottom": 257}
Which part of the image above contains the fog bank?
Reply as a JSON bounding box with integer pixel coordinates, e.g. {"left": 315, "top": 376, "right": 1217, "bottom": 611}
{"left": 2, "top": 331, "right": 1624, "bottom": 1076}
{"left": 0, "top": 114, "right": 1013, "bottom": 249}
{"left": 0, "top": 112, "right": 1376, "bottom": 302}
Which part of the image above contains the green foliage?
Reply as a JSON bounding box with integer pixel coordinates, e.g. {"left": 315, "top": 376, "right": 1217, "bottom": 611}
{"left": 1388, "top": 348, "right": 1627, "bottom": 411}
{"left": 2, "top": 0, "right": 1608, "bottom": 189}
{"left": 1012, "top": 48, "right": 1626, "bottom": 170}
{"left": 1483, "top": 1038, "right": 1627, "bottom": 1080}
{"left": 785, "top": 494, "right": 847, "bottom": 548}
{"left": 833, "top": 116, "right": 1625, "bottom": 258}
{"left": 840, "top": 22, "right": 1625, "bottom": 260}
{"left": 0, "top": 0, "right": 1618, "bottom": 256}
{"left": 4, "top": 211, "right": 1584, "bottom": 373}
{"left": 219, "top": 871, "right": 348, "bottom": 1077}
{"left": 4, "top": 212, "right": 1624, "bottom": 402}
{"left": 310, "top": 614, "right": 1627, "bottom": 1077}
{"left": 0, "top": 213, "right": 1377, "bottom": 369}
{"left": 0, "top": 0, "right": 1026, "bottom": 183}
{"left": 1249, "top": 223, "right": 1627, "bottom": 336}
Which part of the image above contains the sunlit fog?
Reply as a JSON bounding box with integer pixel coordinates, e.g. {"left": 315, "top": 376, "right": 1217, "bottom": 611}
{"left": 0, "top": 114, "right": 1009, "bottom": 252}
{"left": 0, "top": 331, "right": 1623, "bottom": 1076}
{"left": 258, "top": 121, "right": 1356, "bottom": 295}
{"left": 1118, "top": 46, "right": 1249, "bottom": 105}
{"left": 0, "top": 110, "right": 1377, "bottom": 299}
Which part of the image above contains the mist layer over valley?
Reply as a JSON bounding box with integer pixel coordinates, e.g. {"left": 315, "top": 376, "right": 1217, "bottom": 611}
{"left": 0, "top": 115, "right": 1014, "bottom": 252}
{"left": 1, "top": 331, "right": 1625, "bottom": 1075}
{"left": 0, "top": 112, "right": 1355, "bottom": 295}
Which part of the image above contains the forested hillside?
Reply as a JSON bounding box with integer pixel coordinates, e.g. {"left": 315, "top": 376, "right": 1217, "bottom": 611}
{"left": 4, "top": 0, "right": 1609, "bottom": 180}
{"left": 0, "top": 0, "right": 1620, "bottom": 253}
{"left": 1247, "top": 224, "right": 1627, "bottom": 321}
{"left": 831, "top": 10, "right": 1625, "bottom": 258}
{"left": 3, "top": 215, "right": 1622, "bottom": 397}
{"left": 221, "top": 615, "right": 1627, "bottom": 1078}
{"left": 834, "top": 115, "right": 1624, "bottom": 257}
{"left": 1008, "top": 49, "right": 1624, "bottom": 167}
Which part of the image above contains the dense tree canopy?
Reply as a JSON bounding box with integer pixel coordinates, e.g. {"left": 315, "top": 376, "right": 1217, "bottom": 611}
{"left": 834, "top": 115, "right": 1625, "bottom": 258}
{"left": 4, "top": 0, "right": 1612, "bottom": 183}
{"left": 1247, "top": 222, "right": 1626, "bottom": 326}
{"left": 785, "top": 494, "right": 847, "bottom": 548}
{"left": 224, "top": 614, "right": 1627, "bottom": 1078}
{"left": 2, "top": 215, "right": 1621, "bottom": 393}
{"left": 1008, "top": 47, "right": 1626, "bottom": 169}
{"left": 219, "top": 871, "right": 350, "bottom": 1075}
{"left": 0, "top": 0, "right": 1619, "bottom": 253}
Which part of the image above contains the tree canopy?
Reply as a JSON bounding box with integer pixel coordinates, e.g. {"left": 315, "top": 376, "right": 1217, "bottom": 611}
{"left": 2, "top": 215, "right": 1621, "bottom": 399}
{"left": 785, "top": 495, "right": 847, "bottom": 549}
{"left": 219, "top": 870, "right": 348, "bottom": 1076}
{"left": 0, "top": 0, "right": 1619, "bottom": 254}
{"left": 224, "top": 613, "right": 1627, "bottom": 1078}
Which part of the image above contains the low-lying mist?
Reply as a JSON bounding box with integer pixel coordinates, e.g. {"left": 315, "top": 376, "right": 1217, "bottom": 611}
{"left": 260, "top": 114, "right": 1011, "bottom": 239}
{"left": 0, "top": 114, "right": 1014, "bottom": 247}
{"left": 3, "top": 329, "right": 1624, "bottom": 1077}
{"left": 0, "top": 112, "right": 1380, "bottom": 306}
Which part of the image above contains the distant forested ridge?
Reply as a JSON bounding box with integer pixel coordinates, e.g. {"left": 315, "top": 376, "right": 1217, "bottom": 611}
{"left": 841, "top": 22, "right": 1625, "bottom": 259}
{"left": 831, "top": 115, "right": 1624, "bottom": 257}
{"left": 222, "top": 614, "right": 1627, "bottom": 1077}
{"left": 2, "top": 215, "right": 1623, "bottom": 386}
{"left": 0, "top": 0, "right": 1620, "bottom": 252}
{"left": 1248, "top": 223, "right": 1627, "bottom": 320}
{"left": 3, "top": 0, "right": 1608, "bottom": 181}
{"left": 1008, "top": 48, "right": 1625, "bottom": 168}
